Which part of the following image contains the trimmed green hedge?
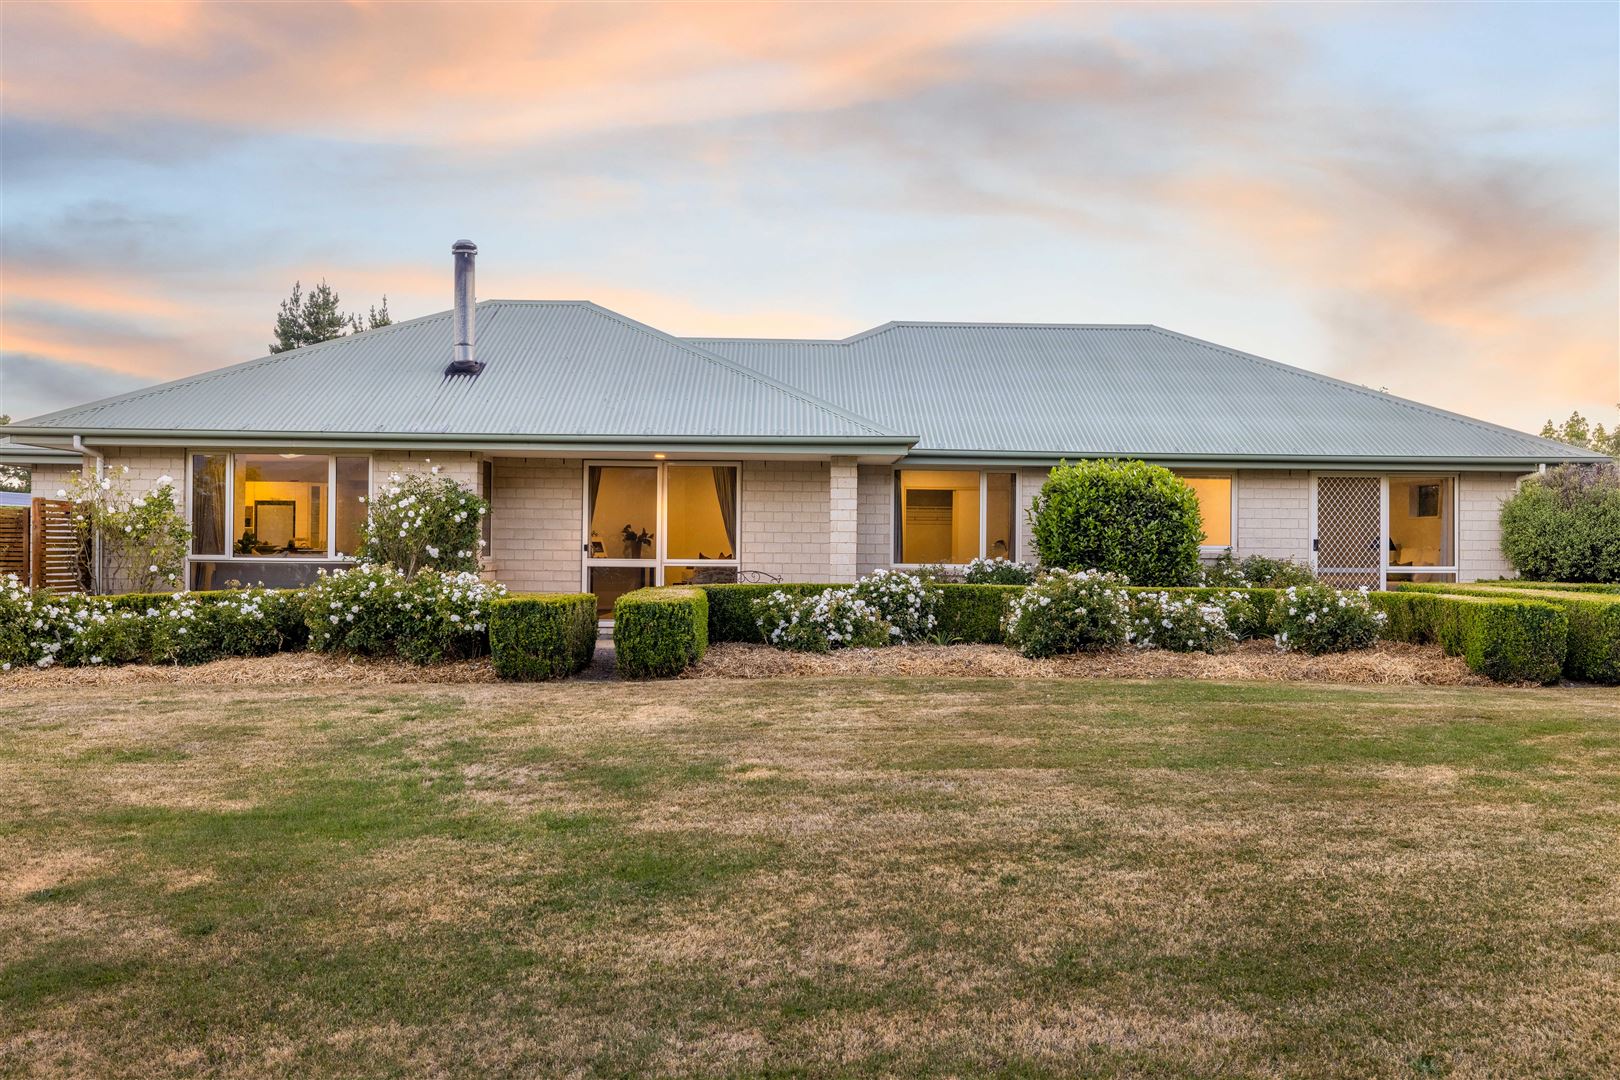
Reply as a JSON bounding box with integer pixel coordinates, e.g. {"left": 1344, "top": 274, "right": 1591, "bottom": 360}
{"left": 107, "top": 588, "right": 309, "bottom": 664}
{"left": 700, "top": 583, "right": 837, "bottom": 643}
{"left": 615, "top": 586, "right": 709, "bottom": 678}
{"left": 1371, "top": 590, "right": 1566, "bottom": 684}
{"left": 934, "top": 584, "right": 1025, "bottom": 643}
{"left": 488, "top": 594, "right": 596, "bottom": 680}
{"left": 1469, "top": 580, "right": 1620, "bottom": 595}
{"left": 1393, "top": 583, "right": 1618, "bottom": 684}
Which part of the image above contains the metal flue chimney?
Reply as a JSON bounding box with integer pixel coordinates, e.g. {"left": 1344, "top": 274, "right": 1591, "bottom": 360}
{"left": 446, "top": 239, "right": 482, "bottom": 375}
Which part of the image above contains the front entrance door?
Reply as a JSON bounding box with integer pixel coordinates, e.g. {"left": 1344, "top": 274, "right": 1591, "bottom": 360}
{"left": 1314, "top": 475, "right": 1383, "bottom": 588}
{"left": 585, "top": 464, "right": 658, "bottom": 620}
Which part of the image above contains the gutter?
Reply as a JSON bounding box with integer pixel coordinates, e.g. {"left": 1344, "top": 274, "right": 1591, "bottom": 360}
{"left": 898, "top": 448, "right": 1609, "bottom": 470}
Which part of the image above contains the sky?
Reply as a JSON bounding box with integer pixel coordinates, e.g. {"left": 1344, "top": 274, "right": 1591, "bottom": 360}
{"left": 2, "top": 0, "right": 1616, "bottom": 434}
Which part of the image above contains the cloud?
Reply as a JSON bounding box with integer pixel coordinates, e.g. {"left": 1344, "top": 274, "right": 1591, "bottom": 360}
{"left": 1, "top": 353, "right": 152, "bottom": 420}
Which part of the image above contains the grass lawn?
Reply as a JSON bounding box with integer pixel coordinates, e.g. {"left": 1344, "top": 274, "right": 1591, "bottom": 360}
{"left": 2, "top": 678, "right": 1617, "bottom": 1079}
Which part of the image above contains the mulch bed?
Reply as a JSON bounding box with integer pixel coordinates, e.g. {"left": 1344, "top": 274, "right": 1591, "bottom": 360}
{"left": 1, "top": 640, "right": 1501, "bottom": 688}
{"left": 683, "top": 639, "right": 1498, "bottom": 686}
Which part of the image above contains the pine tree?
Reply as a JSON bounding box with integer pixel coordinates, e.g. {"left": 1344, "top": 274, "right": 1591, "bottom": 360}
{"left": 269, "top": 281, "right": 391, "bottom": 354}
{"left": 1539, "top": 408, "right": 1619, "bottom": 458}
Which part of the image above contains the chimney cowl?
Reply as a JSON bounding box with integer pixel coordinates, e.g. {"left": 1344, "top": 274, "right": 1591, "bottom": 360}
{"left": 446, "top": 240, "right": 481, "bottom": 375}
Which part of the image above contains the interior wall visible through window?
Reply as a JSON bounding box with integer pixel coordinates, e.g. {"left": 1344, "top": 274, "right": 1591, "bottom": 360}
{"left": 893, "top": 470, "right": 1016, "bottom": 564}
{"left": 1177, "top": 475, "right": 1233, "bottom": 548}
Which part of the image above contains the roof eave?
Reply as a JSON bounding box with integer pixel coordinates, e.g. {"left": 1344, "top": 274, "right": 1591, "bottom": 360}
{"left": 898, "top": 448, "right": 1610, "bottom": 470}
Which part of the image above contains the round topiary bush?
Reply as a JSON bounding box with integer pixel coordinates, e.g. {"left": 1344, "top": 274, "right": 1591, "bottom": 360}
{"left": 1029, "top": 459, "right": 1204, "bottom": 585}
{"left": 1499, "top": 464, "right": 1620, "bottom": 583}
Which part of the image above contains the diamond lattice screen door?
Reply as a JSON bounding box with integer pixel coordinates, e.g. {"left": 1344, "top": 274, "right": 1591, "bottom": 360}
{"left": 1315, "top": 476, "right": 1383, "bottom": 588}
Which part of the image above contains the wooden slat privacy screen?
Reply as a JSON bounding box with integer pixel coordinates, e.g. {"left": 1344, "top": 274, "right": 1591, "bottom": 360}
{"left": 31, "top": 498, "right": 85, "bottom": 594}
{"left": 0, "top": 505, "right": 29, "bottom": 586}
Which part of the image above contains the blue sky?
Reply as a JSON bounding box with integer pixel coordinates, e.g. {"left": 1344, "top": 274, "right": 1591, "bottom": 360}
{"left": 2, "top": 1, "right": 1615, "bottom": 433}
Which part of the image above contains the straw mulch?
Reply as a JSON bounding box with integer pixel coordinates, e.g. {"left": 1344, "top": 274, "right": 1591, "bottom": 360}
{"left": 684, "top": 639, "right": 1498, "bottom": 686}
{"left": 0, "top": 652, "right": 500, "bottom": 689}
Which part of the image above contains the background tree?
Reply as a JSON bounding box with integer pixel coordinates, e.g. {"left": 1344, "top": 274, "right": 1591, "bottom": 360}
{"left": 269, "top": 281, "right": 391, "bottom": 353}
{"left": 1539, "top": 408, "right": 1619, "bottom": 458}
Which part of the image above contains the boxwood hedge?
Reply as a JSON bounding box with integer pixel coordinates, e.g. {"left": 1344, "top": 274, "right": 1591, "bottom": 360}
{"left": 488, "top": 593, "right": 597, "bottom": 680}
{"left": 1393, "top": 583, "right": 1618, "bottom": 684}
{"left": 1371, "top": 589, "right": 1566, "bottom": 684}
{"left": 615, "top": 586, "right": 709, "bottom": 678}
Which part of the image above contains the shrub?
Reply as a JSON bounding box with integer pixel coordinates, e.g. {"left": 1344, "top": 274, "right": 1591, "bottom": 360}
{"left": 751, "top": 588, "right": 892, "bottom": 653}
{"left": 0, "top": 579, "right": 141, "bottom": 670}
{"left": 700, "top": 583, "right": 837, "bottom": 643}
{"left": 359, "top": 470, "right": 488, "bottom": 576}
{"left": 1202, "top": 553, "right": 1316, "bottom": 589}
{"left": 934, "top": 584, "right": 1025, "bottom": 643}
{"left": 147, "top": 590, "right": 293, "bottom": 665}
{"left": 306, "top": 564, "right": 506, "bottom": 663}
{"left": 489, "top": 594, "right": 596, "bottom": 680}
{"left": 849, "top": 568, "right": 939, "bottom": 642}
{"left": 615, "top": 587, "right": 708, "bottom": 677}
{"left": 961, "top": 557, "right": 1037, "bottom": 585}
{"left": 1499, "top": 464, "right": 1620, "bottom": 583}
{"left": 1371, "top": 590, "right": 1566, "bottom": 684}
{"left": 1129, "top": 591, "right": 1239, "bottom": 653}
{"left": 1029, "top": 459, "right": 1204, "bottom": 586}
{"left": 1270, "top": 585, "right": 1384, "bottom": 654}
{"left": 61, "top": 465, "right": 189, "bottom": 593}
{"left": 1396, "top": 583, "right": 1620, "bottom": 685}
{"left": 1003, "top": 568, "right": 1132, "bottom": 659}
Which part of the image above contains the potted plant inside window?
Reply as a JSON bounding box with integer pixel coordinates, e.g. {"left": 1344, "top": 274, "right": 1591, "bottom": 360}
{"left": 621, "top": 524, "right": 653, "bottom": 558}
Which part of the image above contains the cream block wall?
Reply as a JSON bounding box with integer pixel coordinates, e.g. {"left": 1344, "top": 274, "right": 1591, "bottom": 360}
{"left": 489, "top": 457, "right": 583, "bottom": 593}
{"left": 740, "top": 459, "right": 834, "bottom": 582}
{"left": 829, "top": 457, "right": 858, "bottom": 582}
{"left": 1458, "top": 471, "right": 1523, "bottom": 582}
{"left": 370, "top": 450, "right": 482, "bottom": 495}
{"left": 1233, "top": 470, "right": 1312, "bottom": 562}
{"left": 855, "top": 465, "right": 891, "bottom": 576}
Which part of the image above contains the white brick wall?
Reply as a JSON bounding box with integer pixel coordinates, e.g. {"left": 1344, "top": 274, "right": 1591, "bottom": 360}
{"left": 856, "top": 465, "right": 891, "bottom": 575}
{"left": 829, "top": 457, "right": 858, "bottom": 582}
{"left": 740, "top": 459, "right": 834, "bottom": 582}
{"left": 1017, "top": 466, "right": 1050, "bottom": 563}
{"left": 370, "top": 450, "right": 481, "bottom": 495}
{"left": 489, "top": 457, "right": 583, "bottom": 593}
{"left": 1458, "top": 472, "right": 1524, "bottom": 582}
{"left": 1233, "top": 470, "right": 1312, "bottom": 562}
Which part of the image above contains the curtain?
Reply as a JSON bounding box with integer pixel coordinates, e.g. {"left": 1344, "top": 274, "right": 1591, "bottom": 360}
{"left": 193, "top": 454, "right": 226, "bottom": 556}
{"left": 713, "top": 466, "right": 737, "bottom": 558}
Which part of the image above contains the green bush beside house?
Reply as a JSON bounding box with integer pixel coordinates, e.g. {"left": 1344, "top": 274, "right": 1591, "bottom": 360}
{"left": 488, "top": 594, "right": 596, "bottom": 680}
{"left": 615, "top": 586, "right": 709, "bottom": 678}
{"left": 1391, "top": 583, "right": 1618, "bottom": 684}
{"left": 1371, "top": 590, "right": 1566, "bottom": 684}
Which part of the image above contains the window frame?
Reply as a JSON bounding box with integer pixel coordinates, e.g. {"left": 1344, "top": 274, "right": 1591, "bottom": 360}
{"left": 890, "top": 466, "right": 1018, "bottom": 567}
{"left": 185, "top": 450, "right": 372, "bottom": 567}
{"left": 1384, "top": 473, "right": 1459, "bottom": 584}
{"left": 579, "top": 459, "right": 742, "bottom": 592}
{"left": 1176, "top": 471, "right": 1237, "bottom": 553}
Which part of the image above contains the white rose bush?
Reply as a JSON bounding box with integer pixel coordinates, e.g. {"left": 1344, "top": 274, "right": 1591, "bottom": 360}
{"left": 304, "top": 564, "right": 506, "bottom": 663}
{"left": 1269, "top": 584, "right": 1385, "bottom": 655}
{"left": 358, "top": 471, "right": 487, "bottom": 576}
{"left": 752, "top": 569, "right": 939, "bottom": 652}
{"left": 63, "top": 466, "right": 189, "bottom": 593}
{"left": 1002, "top": 568, "right": 1133, "bottom": 658}
{"left": 1129, "top": 590, "right": 1239, "bottom": 654}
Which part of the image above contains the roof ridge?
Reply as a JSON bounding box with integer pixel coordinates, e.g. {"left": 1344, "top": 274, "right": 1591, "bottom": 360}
{"left": 573, "top": 302, "right": 904, "bottom": 438}
{"left": 689, "top": 321, "right": 1159, "bottom": 346}
{"left": 1143, "top": 326, "right": 1600, "bottom": 457}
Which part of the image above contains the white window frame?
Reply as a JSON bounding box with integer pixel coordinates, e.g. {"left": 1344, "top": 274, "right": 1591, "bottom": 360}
{"left": 1176, "top": 471, "right": 1237, "bottom": 553}
{"left": 890, "top": 467, "right": 1018, "bottom": 567}
{"left": 185, "top": 451, "right": 372, "bottom": 572}
{"left": 579, "top": 460, "right": 742, "bottom": 591}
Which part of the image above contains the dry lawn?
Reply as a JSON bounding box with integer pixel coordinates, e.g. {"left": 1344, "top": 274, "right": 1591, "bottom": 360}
{"left": 1, "top": 677, "right": 1616, "bottom": 1078}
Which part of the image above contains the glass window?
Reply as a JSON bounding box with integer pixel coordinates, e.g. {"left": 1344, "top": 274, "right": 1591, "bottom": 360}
{"left": 232, "top": 453, "right": 329, "bottom": 557}
{"left": 191, "top": 453, "right": 227, "bottom": 555}
{"left": 1387, "top": 571, "right": 1457, "bottom": 584}
{"left": 986, "top": 472, "right": 1016, "bottom": 560}
{"left": 894, "top": 470, "right": 1013, "bottom": 564}
{"left": 192, "top": 559, "right": 348, "bottom": 591}
{"left": 589, "top": 566, "right": 655, "bottom": 619}
{"left": 666, "top": 465, "right": 737, "bottom": 561}
{"left": 587, "top": 465, "right": 658, "bottom": 560}
{"left": 1180, "top": 476, "right": 1232, "bottom": 548}
{"left": 333, "top": 456, "right": 368, "bottom": 558}
{"left": 1389, "top": 476, "right": 1455, "bottom": 570}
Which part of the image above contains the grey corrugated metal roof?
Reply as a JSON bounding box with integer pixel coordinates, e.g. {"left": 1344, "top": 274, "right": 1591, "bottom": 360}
{"left": 688, "top": 322, "right": 1606, "bottom": 465}
{"left": 0, "top": 437, "right": 80, "bottom": 463}
{"left": 13, "top": 301, "right": 902, "bottom": 444}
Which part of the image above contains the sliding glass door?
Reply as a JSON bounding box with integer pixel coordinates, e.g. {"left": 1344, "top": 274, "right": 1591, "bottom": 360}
{"left": 584, "top": 462, "right": 740, "bottom": 619}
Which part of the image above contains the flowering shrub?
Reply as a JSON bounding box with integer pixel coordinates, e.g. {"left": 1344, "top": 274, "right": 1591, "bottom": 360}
{"left": 1003, "top": 568, "right": 1132, "bottom": 658}
{"left": 1130, "top": 591, "right": 1237, "bottom": 653}
{"left": 753, "top": 587, "right": 892, "bottom": 652}
{"left": 1, "top": 575, "right": 147, "bottom": 669}
{"left": 1270, "top": 584, "right": 1385, "bottom": 654}
{"left": 962, "top": 557, "right": 1038, "bottom": 585}
{"left": 850, "top": 568, "right": 939, "bottom": 642}
{"left": 1201, "top": 554, "right": 1316, "bottom": 589}
{"left": 305, "top": 564, "right": 506, "bottom": 663}
{"left": 61, "top": 465, "right": 189, "bottom": 593}
{"left": 358, "top": 470, "right": 487, "bottom": 576}
{"left": 146, "top": 589, "right": 305, "bottom": 665}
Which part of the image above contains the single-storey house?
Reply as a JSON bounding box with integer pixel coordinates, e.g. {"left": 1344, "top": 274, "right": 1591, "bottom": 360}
{"left": 7, "top": 242, "right": 1607, "bottom": 612}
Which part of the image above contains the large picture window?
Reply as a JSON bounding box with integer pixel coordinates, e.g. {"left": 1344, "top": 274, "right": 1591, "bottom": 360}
{"left": 893, "top": 469, "right": 1016, "bottom": 564}
{"left": 585, "top": 462, "right": 740, "bottom": 618}
{"left": 1386, "top": 475, "right": 1456, "bottom": 583}
{"left": 189, "top": 451, "right": 370, "bottom": 589}
{"left": 1177, "top": 475, "right": 1233, "bottom": 549}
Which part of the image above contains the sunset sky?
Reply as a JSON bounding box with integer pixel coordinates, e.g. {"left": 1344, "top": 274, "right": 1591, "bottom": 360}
{"left": 2, "top": 1, "right": 1616, "bottom": 433}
